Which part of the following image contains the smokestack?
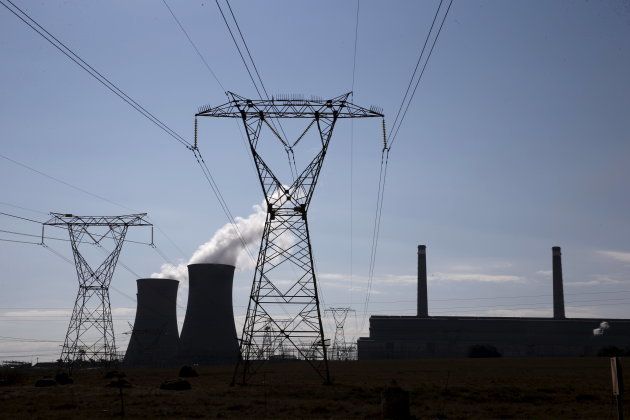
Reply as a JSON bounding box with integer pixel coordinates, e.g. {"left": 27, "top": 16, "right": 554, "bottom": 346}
{"left": 123, "top": 278, "right": 180, "bottom": 367}
{"left": 552, "top": 246, "right": 565, "bottom": 319}
{"left": 178, "top": 264, "right": 239, "bottom": 364}
{"left": 417, "top": 245, "right": 428, "bottom": 317}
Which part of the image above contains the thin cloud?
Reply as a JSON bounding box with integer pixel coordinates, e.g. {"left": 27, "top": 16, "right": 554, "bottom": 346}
{"left": 429, "top": 272, "right": 523, "bottom": 283}
{"left": 568, "top": 274, "right": 624, "bottom": 287}
{"left": 597, "top": 250, "right": 630, "bottom": 264}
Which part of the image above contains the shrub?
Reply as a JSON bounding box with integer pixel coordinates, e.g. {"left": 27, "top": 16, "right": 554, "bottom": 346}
{"left": 468, "top": 344, "right": 502, "bottom": 358}
{"left": 596, "top": 346, "right": 626, "bottom": 357}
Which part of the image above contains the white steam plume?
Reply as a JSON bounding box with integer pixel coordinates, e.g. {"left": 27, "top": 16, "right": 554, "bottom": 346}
{"left": 151, "top": 202, "right": 267, "bottom": 282}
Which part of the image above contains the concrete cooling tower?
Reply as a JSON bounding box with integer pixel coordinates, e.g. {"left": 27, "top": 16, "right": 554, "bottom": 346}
{"left": 178, "top": 263, "right": 239, "bottom": 365}
{"left": 123, "top": 278, "right": 180, "bottom": 367}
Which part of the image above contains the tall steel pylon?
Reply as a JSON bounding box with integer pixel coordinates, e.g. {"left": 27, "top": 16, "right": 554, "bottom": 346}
{"left": 196, "top": 92, "right": 383, "bottom": 384}
{"left": 325, "top": 307, "right": 355, "bottom": 361}
{"left": 42, "top": 213, "right": 152, "bottom": 368}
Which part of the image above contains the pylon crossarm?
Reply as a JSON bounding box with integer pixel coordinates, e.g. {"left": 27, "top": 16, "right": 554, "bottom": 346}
{"left": 197, "top": 92, "right": 383, "bottom": 119}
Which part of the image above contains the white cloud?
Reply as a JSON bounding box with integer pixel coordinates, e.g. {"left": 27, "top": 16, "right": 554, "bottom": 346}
{"left": 568, "top": 274, "right": 624, "bottom": 287}
{"left": 429, "top": 272, "right": 523, "bottom": 283}
{"left": 536, "top": 270, "right": 552, "bottom": 278}
{"left": 596, "top": 250, "right": 630, "bottom": 264}
{"left": 318, "top": 271, "right": 523, "bottom": 287}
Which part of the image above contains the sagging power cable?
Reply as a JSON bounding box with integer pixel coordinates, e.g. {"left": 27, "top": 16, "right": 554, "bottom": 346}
{"left": 0, "top": 2, "right": 255, "bottom": 264}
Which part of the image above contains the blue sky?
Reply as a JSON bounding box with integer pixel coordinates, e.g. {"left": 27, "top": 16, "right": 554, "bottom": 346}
{"left": 1, "top": 0, "right": 629, "bottom": 361}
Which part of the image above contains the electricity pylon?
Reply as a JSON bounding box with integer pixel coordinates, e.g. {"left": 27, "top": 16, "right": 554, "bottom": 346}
{"left": 43, "top": 213, "right": 152, "bottom": 369}
{"left": 325, "top": 307, "right": 356, "bottom": 360}
{"left": 196, "top": 92, "right": 383, "bottom": 384}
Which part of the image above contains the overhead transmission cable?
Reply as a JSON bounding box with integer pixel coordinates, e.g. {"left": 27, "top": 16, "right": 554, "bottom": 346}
{"left": 0, "top": 2, "right": 255, "bottom": 264}
{"left": 388, "top": 0, "right": 454, "bottom": 148}
{"left": 0, "top": 0, "right": 192, "bottom": 150}
{"left": 159, "top": 0, "right": 256, "bottom": 263}
{"left": 361, "top": 0, "right": 454, "bottom": 329}
{"left": 160, "top": 0, "right": 226, "bottom": 92}
{"left": 349, "top": 0, "right": 360, "bottom": 309}
{"left": 215, "top": 0, "right": 296, "bottom": 179}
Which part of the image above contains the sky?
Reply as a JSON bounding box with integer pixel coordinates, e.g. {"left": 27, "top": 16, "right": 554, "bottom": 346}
{"left": 1, "top": 0, "right": 630, "bottom": 362}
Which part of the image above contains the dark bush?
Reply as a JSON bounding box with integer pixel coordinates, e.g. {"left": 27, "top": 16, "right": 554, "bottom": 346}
{"left": 179, "top": 365, "right": 199, "bottom": 378}
{"left": 106, "top": 378, "right": 132, "bottom": 388}
{"left": 468, "top": 344, "right": 502, "bottom": 358}
{"left": 160, "top": 378, "right": 191, "bottom": 390}
{"left": 381, "top": 381, "right": 410, "bottom": 420}
{"left": 35, "top": 377, "right": 57, "bottom": 387}
{"left": 103, "top": 370, "right": 126, "bottom": 379}
{"left": 54, "top": 372, "right": 73, "bottom": 385}
{"left": 596, "top": 346, "right": 629, "bottom": 357}
{"left": 0, "top": 368, "right": 27, "bottom": 386}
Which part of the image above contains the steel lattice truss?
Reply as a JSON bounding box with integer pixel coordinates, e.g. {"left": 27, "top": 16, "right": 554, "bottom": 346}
{"left": 43, "top": 213, "right": 151, "bottom": 368}
{"left": 325, "top": 307, "right": 356, "bottom": 361}
{"left": 197, "top": 92, "right": 382, "bottom": 384}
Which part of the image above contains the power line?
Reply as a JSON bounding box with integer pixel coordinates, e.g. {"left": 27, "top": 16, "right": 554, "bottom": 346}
{"left": 349, "top": 0, "right": 360, "bottom": 307}
{"left": 0, "top": 0, "right": 192, "bottom": 150}
{"left": 0, "top": 0, "right": 277, "bottom": 268}
{"left": 1, "top": 153, "right": 187, "bottom": 260}
{"left": 361, "top": 1, "right": 454, "bottom": 326}
{"left": 0, "top": 237, "right": 41, "bottom": 245}
{"left": 215, "top": 0, "right": 291, "bottom": 153}
{"left": 224, "top": 0, "right": 270, "bottom": 100}
{"left": 0, "top": 210, "right": 43, "bottom": 225}
{"left": 0, "top": 227, "right": 153, "bottom": 246}
{"left": 214, "top": 0, "right": 265, "bottom": 100}
{"left": 389, "top": 0, "right": 454, "bottom": 148}
{"left": 0, "top": 201, "right": 47, "bottom": 215}
{"left": 161, "top": 0, "right": 226, "bottom": 92}
{"left": 388, "top": 0, "right": 444, "bottom": 142}
{"left": 0, "top": 335, "right": 63, "bottom": 343}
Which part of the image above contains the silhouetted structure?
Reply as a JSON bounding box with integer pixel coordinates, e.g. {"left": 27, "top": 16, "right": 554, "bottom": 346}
{"left": 123, "top": 278, "right": 180, "bottom": 367}
{"left": 358, "top": 246, "right": 630, "bottom": 359}
{"left": 417, "top": 245, "right": 428, "bottom": 317}
{"left": 42, "top": 213, "right": 152, "bottom": 367}
{"left": 552, "top": 246, "right": 565, "bottom": 319}
{"left": 178, "top": 264, "right": 238, "bottom": 365}
{"left": 196, "top": 92, "right": 383, "bottom": 384}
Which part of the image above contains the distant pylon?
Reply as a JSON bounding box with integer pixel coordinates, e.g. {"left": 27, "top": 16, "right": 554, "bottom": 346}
{"left": 43, "top": 213, "right": 152, "bottom": 369}
{"left": 325, "top": 307, "right": 355, "bottom": 360}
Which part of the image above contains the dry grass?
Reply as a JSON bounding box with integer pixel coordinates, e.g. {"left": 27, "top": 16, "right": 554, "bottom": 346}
{"left": 0, "top": 358, "right": 626, "bottom": 418}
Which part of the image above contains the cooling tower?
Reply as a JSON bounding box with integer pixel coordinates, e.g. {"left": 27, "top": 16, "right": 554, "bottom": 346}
{"left": 417, "top": 245, "right": 428, "bottom": 317}
{"left": 552, "top": 246, "right": 566, "bottom": 319}
{"left": 178, "top": 263, "right": 239, "bottom": 365}
{"left": 123, "top": 278, "right": 180, "bottom": 367}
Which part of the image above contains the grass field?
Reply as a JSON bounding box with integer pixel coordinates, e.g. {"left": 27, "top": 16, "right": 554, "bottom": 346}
{"left": 0, "top": 357, "right": 626, "bottom": 418}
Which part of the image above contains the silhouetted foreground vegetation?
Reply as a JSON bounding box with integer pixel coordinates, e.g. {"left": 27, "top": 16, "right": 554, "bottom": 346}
{"left": 0, "top": 358, "right": 626, "bottom": 418}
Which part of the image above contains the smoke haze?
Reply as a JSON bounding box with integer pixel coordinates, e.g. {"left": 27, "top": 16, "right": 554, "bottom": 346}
{"left": 151, "top": 202, "right": 266, "bottom": 282}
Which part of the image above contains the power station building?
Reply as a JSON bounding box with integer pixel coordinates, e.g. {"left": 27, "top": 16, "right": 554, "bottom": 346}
{"left": 357, "top": 246, "right": 630, "bottom": 359}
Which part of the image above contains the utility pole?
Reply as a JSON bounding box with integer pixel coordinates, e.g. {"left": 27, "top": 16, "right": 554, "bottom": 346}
{"left": 197, "top": 92, "right": 382, "bottom": 384}
{"left": 43, "top": 213, "right": 152, "bottom": 371}
{"left": 612, "top": 357, "right": 625, "bottom": 420}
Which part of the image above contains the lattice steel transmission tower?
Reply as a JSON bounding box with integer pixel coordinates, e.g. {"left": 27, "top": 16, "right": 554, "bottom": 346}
{"left": 43, "top": 213, "right": 152, "bottom": 367}
{"left": 196, "top": 92, "right": 383, "bottom": 384}
{"left": 325, "top": 307, "right": 356, "bottom": 361}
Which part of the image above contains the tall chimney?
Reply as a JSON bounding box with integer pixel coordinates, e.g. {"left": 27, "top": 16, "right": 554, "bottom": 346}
{"left": 417, "top": 245, "right": 428, "bottom": 317}
{"left": 552, "top": 246, "right": 565, "bottom": 319}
